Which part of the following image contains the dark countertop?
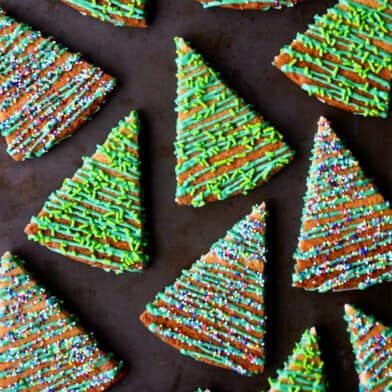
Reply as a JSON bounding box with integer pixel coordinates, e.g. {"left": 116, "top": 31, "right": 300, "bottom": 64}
{"left": 0, "top": 0, "right": 391, "bottom": 391}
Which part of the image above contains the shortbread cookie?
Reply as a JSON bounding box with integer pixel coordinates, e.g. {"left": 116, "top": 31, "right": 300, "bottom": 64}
{"left": 60, "top": 0, "right": 147, "bottom": 27}
{"left": 175, "top": 37, "right": 294, "bottom": 207}
{"left": 198, "top": 0, "right": 304, "bottom": 10}
{"left": 293, "top": 117, "right": 392, "bottom": 292}
{"left": 141, "top": 203, "right": 268, "bottom": 375}
{"left": 0, "top": 252, "right": 124, "bottom": 391}
{"left": 268, "top": 327, "right": 327, "bottom": 392}
{"left": 345, "top": 304, "right": 392, "bottom": 391}
{"left": 25, "top": 111, "right": 147, "bottom": 274}
{"left": 274, "top": 0, "right": 392, "bottom": 118}
{"left": 0, "top": 8, "right": 115, "bottom": 160}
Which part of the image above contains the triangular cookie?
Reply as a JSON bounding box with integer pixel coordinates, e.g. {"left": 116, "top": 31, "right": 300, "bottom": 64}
{"left": 0, "top": 8, "right": 115, "bottom": 160}
{"left": 345, "top": 304, "right": 392, "bottom": 391}
{"left": 197, "top": 0, "right": 304, "bottom": 10}
{"left": 175, "top": 37, "right": 294, "bottom": 207}
{"left": 268, "top": 327, "right": 327, "bottom": 391}
{"left": 140, "top": 203, "right": 268, "bottom": 375}
{"left": 25, "top": 111, "right": 147, "bottom": 274}
{"left": 60, "top": 0, "right": 147, "bottom": 27}
{"left": 293, "top": 117, "right": 392, "bottom": 292}
{"left": 0, "top": 252, "right": 124, "bottom": 390}
{"left": 274, "top": 0, "right": 392, "bottom": 118}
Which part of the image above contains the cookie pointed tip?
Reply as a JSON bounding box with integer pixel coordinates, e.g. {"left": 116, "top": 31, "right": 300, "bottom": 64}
{"left": 251, "top": 202, "right": 267, "bottom": 220}
{"left": 123, "top": 110, "right": 139, "bottom": 125}
{"left": 174, "top": 37, "right": 192, "bottom": 54}
{"left": 24, "top": 222, "right": 36, "bottom": 235}
{"left": 317, "top": 116, "right": 331, "bottom": 128}
{"left": 174, "top": 36, "right": 185, "bottom": 46}
{"left": 2, "top": 251, "right": 12, "bottom": 259}
{"left": 0, "top": 252, "right": 20, "bottom": 274}
{"left": 344, "top": 304, "right": 355, "bottom": 316}
{"left": 309, "top": 326, "right": 317, "bottom": 335}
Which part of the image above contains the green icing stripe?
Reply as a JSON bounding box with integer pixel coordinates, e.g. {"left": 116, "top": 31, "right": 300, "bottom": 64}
{"left": 0, "top": 253, "right": 123, "bottom": 391}
{"left": 26, "top": 111, "right": 148, "bottom": 274}
{"left": 275, "top": 0, "right": 392, "bottom": 118}
{"left": 142, "top": 203, "right": 267, "bottom": 375}
{"left": 292, "top": 118, "right": 392, "bottom": 292}
{"left": 61, "top": 0, "right": 146, "bottom": 26}
{"left": 200, "top": 0, "right": 299, "bottom": 10}
{"left": 0, "top": 9, "right": 114, "bottom": 160}
{"left": 268, "top": 328, "right": 327, "bottom": 392}
{"left": 7, "top": 68, "right": 112, "bottom": 158}
{"left": 345, "top": 305, "right": 392, "bottom": 391}
{"left": 175, "top": 37, "right": 294, "bottom": 207}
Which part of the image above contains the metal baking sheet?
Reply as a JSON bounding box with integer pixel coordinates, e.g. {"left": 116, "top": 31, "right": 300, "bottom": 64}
{"left": 0, "top": 0, "right": 391, "bottom": 390}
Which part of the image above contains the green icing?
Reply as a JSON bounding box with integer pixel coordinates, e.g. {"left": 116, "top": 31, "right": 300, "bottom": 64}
{"left": 174, "top": 37, "right": 294, "bottom": 207}
{"left": 26, "top": 110, "right": 148, "bottom": 274}
{"left": 61, "top": 0, "right": 146, "bottom": 26}
{"left": 345, "top": 305, "right": 392, "bottom": 391}
{"left": 293, "top": 117, "right": 392, "bottom": 292}
{"left": 0, "top": 8, "right": 115, "bottom": 160}
{"left": 0, "top": 252, "right": 123, "bottom": 391}
{"left": 199, "top": 0, "right": 299, "bottom": 9}
{"left": 267, "top": 328, "right": 327, "bottom": 392}
{"left": 142, "top": 203, "right": 268, "bottom": 375}
{"left": 274, "top": 0, "right": 392, "bottom": 118}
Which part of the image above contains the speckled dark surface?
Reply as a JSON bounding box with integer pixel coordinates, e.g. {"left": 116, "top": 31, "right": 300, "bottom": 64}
{"left": 0, "top": 0, "right": 391, "bottom": 391}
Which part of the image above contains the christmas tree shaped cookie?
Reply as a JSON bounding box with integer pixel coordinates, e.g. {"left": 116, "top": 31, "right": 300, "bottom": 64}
{"left": 345, "top": 304, "right": 392, "bottom": 390}
{"left": 140, "top": 203, "right": 268, "bottom": 375}
{"left": 60, "top": 0, "right": 147, "bottom": 27}
{"left": 197, "top": 0, "right": 304, "bottom": 10}
{"left": 0, "top": 8, "right": 115, "bottom": 161}
{"left": 293, "top": 117, "right": 392, "bottom": 292}
{"left": 0, "top": 252, "right": 124, "bottom": 390}
{"left": 268, "top": 327, "right": 327, "bottom": 391}
{"left": 274, "top": 0, "right": 392, "bottom": 118}
{"left": 25, "top": 111, "right": 147, "bottom": 274}
{"left": 175, "top": 37, "right": 294, "bottom": 207}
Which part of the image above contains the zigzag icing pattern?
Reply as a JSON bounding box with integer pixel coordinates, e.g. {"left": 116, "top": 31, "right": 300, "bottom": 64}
{"left": 175, "top": 37, "right": 294, "bottom": 207}
{"left": 268, "top": 327, "right": 327, "bottom": 392}
{"left": 25, "top": 111, "right": 148, "bottom": 274}
{"left": 141, "top": 203, "right": 268, "bottom": 375}
{"left": 345, "top": 304, "right": 392, "bottom": 391}
{"left": 274, "top": 0, "right": 392, "bottom": 118}
{"left": 60, "top": 0, "right": 147, "bottom": 27}
{"left": 293, "top": 117, "right": 392, "bottom": 292}
{"left": 0, "top": 8, "right": 115, "bottom": 160}
{"left": 0, "top": 252, "right": 124, "bottom": 391}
